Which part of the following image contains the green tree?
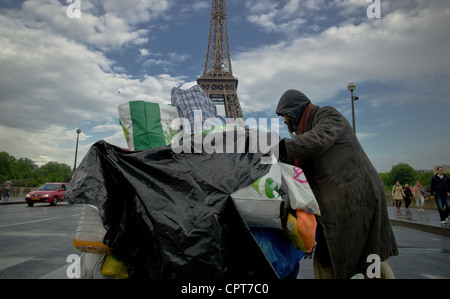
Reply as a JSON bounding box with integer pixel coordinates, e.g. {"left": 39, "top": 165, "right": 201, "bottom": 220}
{"left": 0, "top": 151, "right": 73, "bottom": 187}
{"left": 0, "top": 151, "right": 16, "bottom": 182}
{"left": 13, "top": 158, "right": 36, "bottom": 180}
{"left": 419, "top": 171, "right": 435, "bottom": 189}
{"left": 32, "top": 162, "right": 72, "bottom": 186}
{"left": 387, "top": 163, "right": 419, "bottom": 186}
{"left": 379, "top": 172, "right": 389, "bottom": 186}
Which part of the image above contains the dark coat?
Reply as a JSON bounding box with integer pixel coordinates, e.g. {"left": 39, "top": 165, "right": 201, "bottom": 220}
{"left": 430, "top": 174, "right": 450, "bottom": 199}
{"left": 282, "top": 105, "right": 398, "bottom": 278}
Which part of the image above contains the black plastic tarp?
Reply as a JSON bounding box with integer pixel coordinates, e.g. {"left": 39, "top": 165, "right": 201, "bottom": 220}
{"left": 65, "top": 129, "right": 279, "bottom": 279}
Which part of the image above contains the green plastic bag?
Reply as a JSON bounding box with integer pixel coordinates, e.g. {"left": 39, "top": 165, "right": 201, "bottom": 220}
{"left": 118, "top": 101, "right": 179, "bottom": 150}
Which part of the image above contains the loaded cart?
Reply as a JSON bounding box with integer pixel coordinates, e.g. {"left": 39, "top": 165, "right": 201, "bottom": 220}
{"left": 65, "top": 85, "right": 320, "bottom": 279}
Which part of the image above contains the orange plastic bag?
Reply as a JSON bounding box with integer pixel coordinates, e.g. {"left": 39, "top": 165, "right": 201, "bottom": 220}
{"left": 284, "top": 210, "right": 316, "bottom": 252}
{"left": 296, "top": 210, "right": 316, "bottom": 251}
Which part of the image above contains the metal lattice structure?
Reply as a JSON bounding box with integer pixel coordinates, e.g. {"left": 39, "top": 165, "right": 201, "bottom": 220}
{"left": 197, "top": 0, "right": 244, "bottom": 121}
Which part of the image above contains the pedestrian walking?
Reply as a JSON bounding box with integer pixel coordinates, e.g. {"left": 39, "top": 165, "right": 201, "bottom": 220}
{"left": 413, "top": 181, "right": 426, "bottom": 212}
{"left": 276, "top": 89, "right": 398, "bottom": 279}
{"left": 2, "top": 179, "right": 13, "bottom": 199}
{"left": 403, "top": 183, "right": 413, "bottom": 211}
{"left": 430, "top": 166, "right": 450, "bottom": 224}
{"left": 392, "top": 181, "right": 405, "bottom": 212}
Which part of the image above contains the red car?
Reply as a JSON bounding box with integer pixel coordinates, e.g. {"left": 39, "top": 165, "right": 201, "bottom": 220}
{"left": 25, "top": 183, "right": 70, "bottom": 207}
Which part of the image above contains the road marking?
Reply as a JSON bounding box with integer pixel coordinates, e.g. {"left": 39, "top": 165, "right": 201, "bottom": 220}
{"left": 0, "top": 214, "right": 79, "bottom": 229}
{"left": 421, "top": 273, "right": 450, "bottom": 279}
{"left": 0, "top": 257, "right": 33, "bottom": 271}
{"left": 0, "top": 231, "right": 69, "bottom": 237}
{"left": 0, "top": 257, "right": 72, "bottom": 279}
{"left": 39, "top": 264, "right": 70, "bottom": 279}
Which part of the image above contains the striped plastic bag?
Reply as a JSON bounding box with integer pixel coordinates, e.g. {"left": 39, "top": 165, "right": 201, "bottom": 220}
{"left": 118, "top": 101, "right": 179, "bottom": 150}
{"left": 170, "top": 85, "right": 220, "bottom": 134}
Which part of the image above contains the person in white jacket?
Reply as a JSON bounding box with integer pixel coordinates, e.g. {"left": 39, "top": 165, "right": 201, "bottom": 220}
{"left": 2, "top": 179, "right": 13, "bottom": 198}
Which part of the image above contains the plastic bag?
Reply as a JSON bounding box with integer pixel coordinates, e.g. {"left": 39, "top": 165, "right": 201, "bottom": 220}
{"left": 101, "top": 253, "right": 129, "bottom": 279}
{"left": 279, "top": 162, "right": 320, "bottom": 215}
{"left": 79, "top": 253, "right": 111, "bottom": 279}
{"left": 171, "top": 85, "right": 222, "bottom": 134}
{"left": 251, "top": 228, "right": 305, "bottom": 279}
{"left": 118, "top": 101, "right": 179, "bottom": 150}
{"left": 231, "top": 161, "right": 320, "bottom": 229}
{"left": 231, "top": 162, "right": 285, "bottom": 229}
{"left": 284, "top": 211, "right": 316, "bottom": 252}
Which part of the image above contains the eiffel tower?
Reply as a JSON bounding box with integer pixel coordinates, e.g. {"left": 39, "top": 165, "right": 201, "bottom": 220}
{"left": 197, "top": 0, "right": 244, "bottom": 121}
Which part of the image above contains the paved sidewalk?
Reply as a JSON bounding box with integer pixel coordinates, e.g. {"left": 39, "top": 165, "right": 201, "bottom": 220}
{"left": 0, "top": 196, "right": 25, "bottom": 205}
{"left": 387, "top": 205, "right": 450, "bottom": 237}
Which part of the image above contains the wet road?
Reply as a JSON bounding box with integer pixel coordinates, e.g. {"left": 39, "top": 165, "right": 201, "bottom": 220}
{"left": 0, "top": 203, "right": 82, "bottom": 279}
{"left": 298, "top": 225, "right": 450, "bottom": 279}
{"left": 1, "top": 203, "right": 449, "bottom": 279}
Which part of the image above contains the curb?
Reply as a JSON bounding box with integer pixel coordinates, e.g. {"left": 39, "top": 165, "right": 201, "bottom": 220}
{"left": 390, "top": 219, "right": 450, "bottom": 237}
{"left": 0, "top": 201, "right": 25, "bottom": 205}
{"left": 0, "top": 197, "right": 26, "bottom": 205}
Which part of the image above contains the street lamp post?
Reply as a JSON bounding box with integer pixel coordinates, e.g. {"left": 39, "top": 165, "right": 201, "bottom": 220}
{"left": 73, "top": 128, "right": 81, "bottom": 172}
{"left": 347, "top": 82, "right": 359, "bottom": 133}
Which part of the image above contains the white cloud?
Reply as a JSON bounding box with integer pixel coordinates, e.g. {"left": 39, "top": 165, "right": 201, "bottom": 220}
{"left": 102, "top": 127, "right": 129, "bottom": 150}
{"left": 6, "top": 0, "right": 174, "bottom": 50}
{"left": 102, "top": 0, "right": 171, "bottom": 25}
{"left": 0, "top": 1, "right": 185, "bottom": 167}
{"left": 0, "top": 14, "right": 113, "bottom": 128}
{"left": 141, "top": 51, "right": 190, "bottom": 72}
{"left": 139, "top": 49, "right": 150, "bottom": 56}
{"left": 0, "top": 124, "right": 91, "bottom": 167}
{"left": 233, "top": 1, "right": 450, "bottom": 113}
{"left": 92, "top": 123, "right": 120, "bottom": 133}
{"left": 0, "top": 0, "right": 449, "bottom": 173}
{"left": 179, "top": 1, "right": 210, "bottom": 14}
{"left": 245, "top": 0, "right": 308, "bottom": 34}
{"left": 356, "top": 132, "right": 378, "bottom": 140}
{"left": 0, "top": 10, "right": 185, "bottom": 128}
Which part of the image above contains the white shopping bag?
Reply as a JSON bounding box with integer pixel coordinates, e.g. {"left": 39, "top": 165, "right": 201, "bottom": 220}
{"left": 231, "top": 197, "right": 284, "bottom": 229}
{"left": 231, "top": 163, "right": 284, "bottom": 229}
{"left": 231, "top": 162, "right": 320, "bottom": 229}
{"left": 278, "top": 163, "right": 320, "bottom": 215}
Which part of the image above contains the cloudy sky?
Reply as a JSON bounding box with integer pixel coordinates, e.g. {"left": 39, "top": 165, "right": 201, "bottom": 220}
{"left": 0, "top": 0, "right": 449, "bottom": 173}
